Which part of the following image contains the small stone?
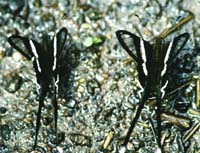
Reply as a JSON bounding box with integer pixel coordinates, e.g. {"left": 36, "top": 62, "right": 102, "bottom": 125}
{"left": 82, "top": 37, "right": 93, "bottom": 47}
{"left": 0, "top": 107, "right": 7, "bottom": 114}
{"left": 4, "top": 73, "right": 23, "bottom": 93}
{"left": 69, "top": 133, "right": 92, "bottom": 147}
{"left": 1, "top": 124, "right": 11, "bottom": 141}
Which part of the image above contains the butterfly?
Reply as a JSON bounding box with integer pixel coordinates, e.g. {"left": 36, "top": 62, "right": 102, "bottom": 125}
{"left": 8, "top": 27, "right": 68, "bottom": 149}
{"left": 116, "top": 29, "right": 189, "bottom": 152}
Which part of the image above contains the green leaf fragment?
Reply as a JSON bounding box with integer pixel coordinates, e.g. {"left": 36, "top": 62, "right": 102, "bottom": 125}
{"left": 83, "top": 36, "right": 104, "bottom": 47}
{"left": 93, "top": 36, "right": 103, "bottom": 44}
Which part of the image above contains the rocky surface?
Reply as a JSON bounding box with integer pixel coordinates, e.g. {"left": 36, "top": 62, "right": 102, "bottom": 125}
{"left": 0, "top": 0, "right": 200, "bottom": 152}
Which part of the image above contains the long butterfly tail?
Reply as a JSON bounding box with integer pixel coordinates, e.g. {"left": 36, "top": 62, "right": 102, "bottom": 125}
{"left": 33, "top": 92, "right": 46, "bottom": 150}
{"left": 53, "top": 96, "right": 58, "bottom": 144}
{"left": 122, "top": 90, "right": 149, "bottom": 147}
{"left": 156, "top": 91, "right": 162, "bottom": 152}
{"left": 53, "top": 74, "right": 59, "bottom": 145}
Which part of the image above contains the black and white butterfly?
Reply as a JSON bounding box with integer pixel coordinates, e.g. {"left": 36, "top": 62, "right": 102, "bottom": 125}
{"left": 116, "top": 30, "right": 189, "bottom": 152}
{"left": 8, "top": 27, "right": 68, "bottom": 149}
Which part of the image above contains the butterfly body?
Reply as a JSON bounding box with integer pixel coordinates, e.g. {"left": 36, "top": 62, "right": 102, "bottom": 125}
{"left": 116, "top": 30, "right": 189, "bottom": 151}
{"left": 8, "top": 28, "right": 68, "bottom": 149}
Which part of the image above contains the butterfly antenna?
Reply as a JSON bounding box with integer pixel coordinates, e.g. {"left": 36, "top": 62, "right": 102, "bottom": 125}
{"left": 133, "top": 14, "right": 153, "bottom": 38}
{"left": 158, "top": 13, "right": 193, "bottom": 39}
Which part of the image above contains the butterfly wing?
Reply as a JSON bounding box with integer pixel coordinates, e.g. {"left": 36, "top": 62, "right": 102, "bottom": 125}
{"left": 51, "top": 28, "right": 68, "bottom": 144}
{"left": 56, "top": 28, "right": 68, "bottom": 58}
{"left": 8, "top": 35, "right": 35, "bottom": 60}
{"left": 161, "top": 33, "right": 190, "bottom": 99}
{"left": 52, "top": 28, "right": 68, "bottom": 74}
{"left": 116, "top": 30, "right": 153, "bottom": 87}
{"left": 8, "top": 35, "right": 45, "bottom": 83}
{"left": 168, "top": 33, "right": 189, "bottom": 65}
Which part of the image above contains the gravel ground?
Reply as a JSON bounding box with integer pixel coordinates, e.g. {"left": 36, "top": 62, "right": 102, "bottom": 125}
{"left": 1, "top": 0, "right": 200, "bottom": 153}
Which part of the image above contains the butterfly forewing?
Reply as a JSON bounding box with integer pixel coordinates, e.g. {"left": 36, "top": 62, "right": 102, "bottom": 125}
{"left": 116, "top": 30, "right": 153, "bottom": 87}
{"left": 160, "top": 33, "right": 189, "bottom": 92}
{"left": 168, "top": 33, "right": 189, "bottom": 65}
{"left": 53, "top": 28, "right": 68, "bottom": 74}
{"left": 116, "top": 30, "right": 140, "bottom": 63}
{"left": 56, "top": 28, "right": 68, "bottom": 55}
{"left": 8, "top": 35, "right": 34, "bottom": 60}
